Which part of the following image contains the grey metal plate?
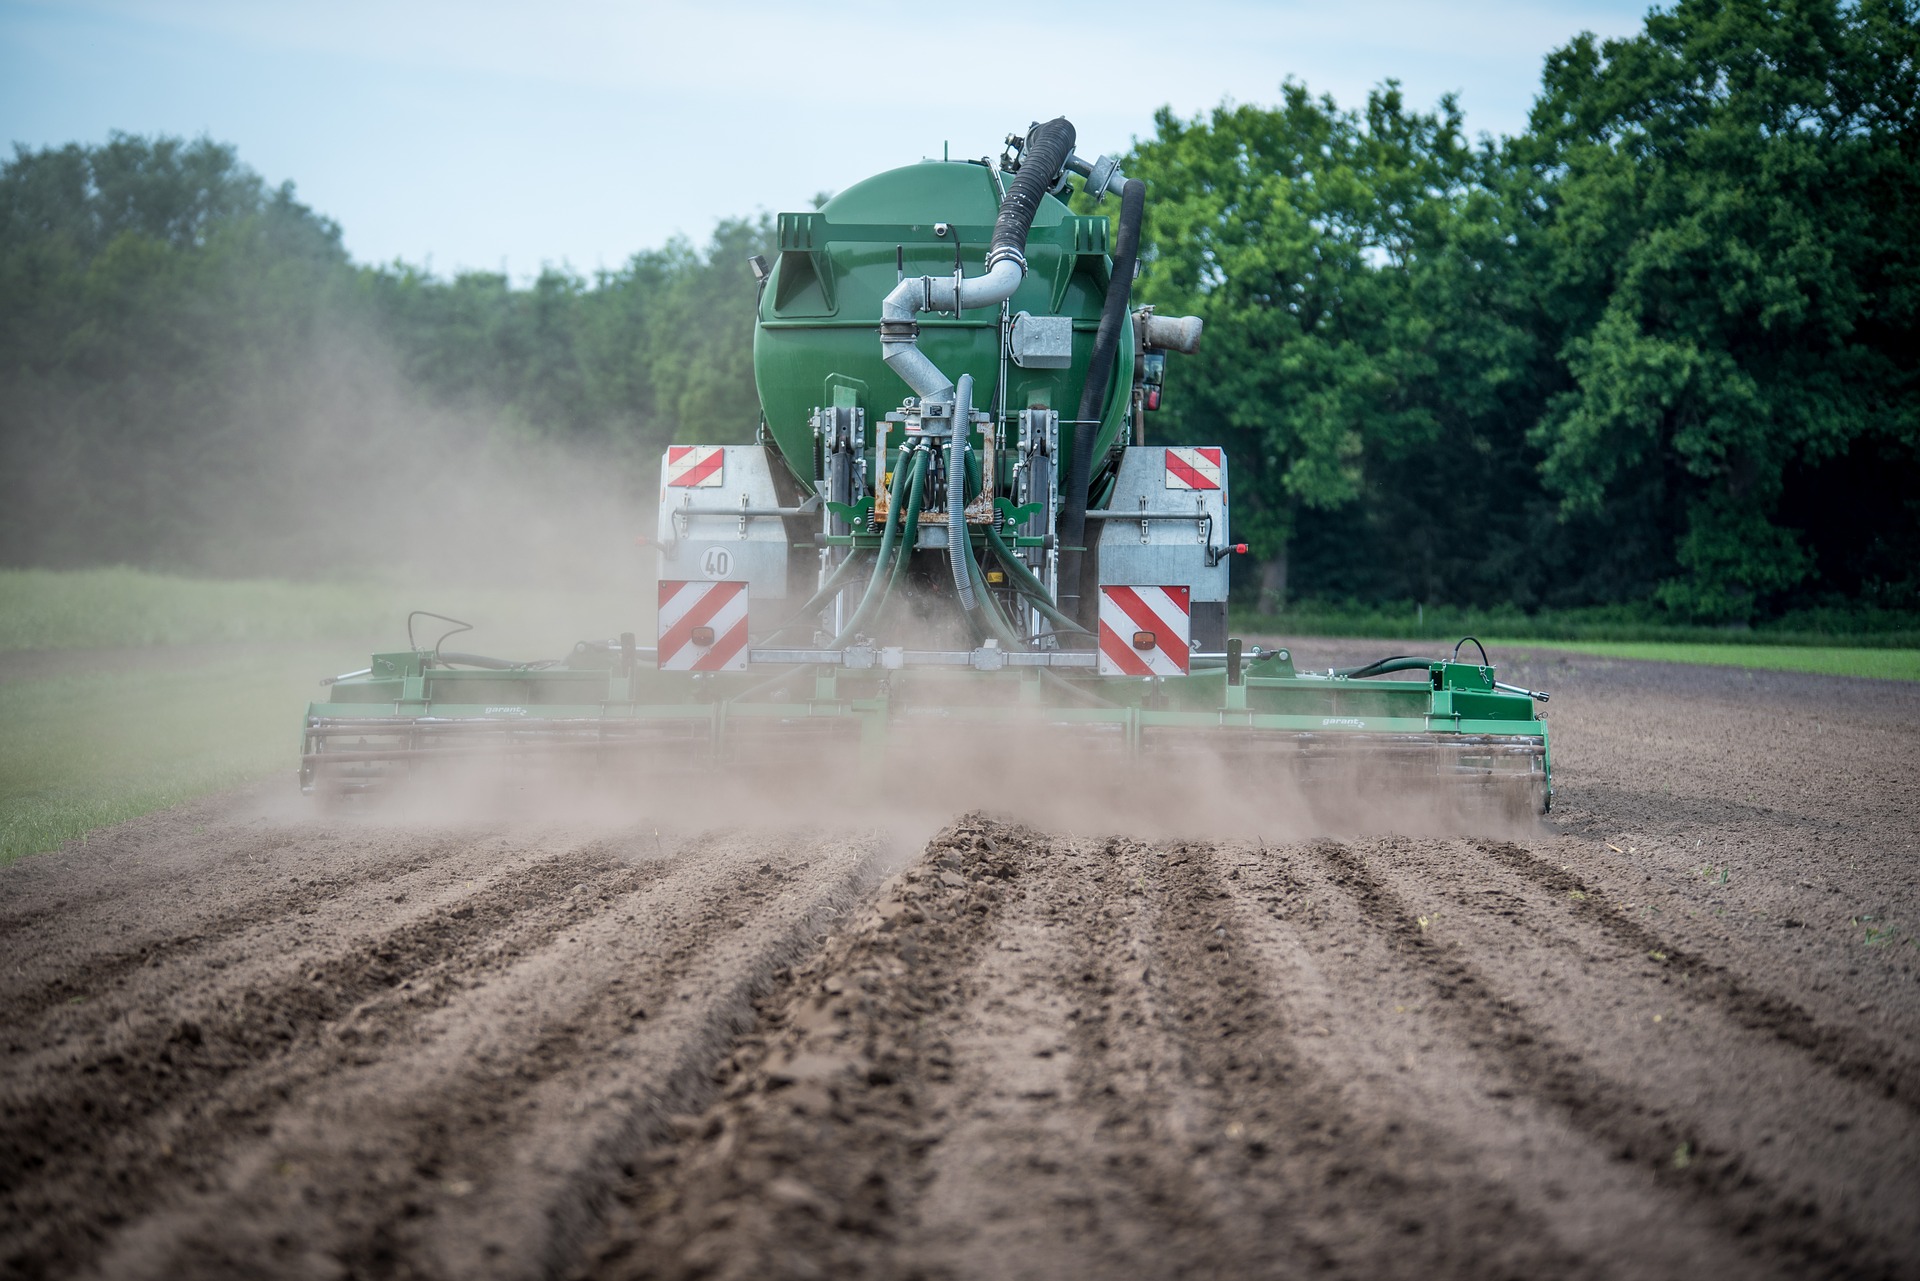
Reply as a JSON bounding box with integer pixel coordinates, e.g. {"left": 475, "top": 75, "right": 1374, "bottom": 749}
{"left": 1095, "top": 446, "right": 1230, "bottom": 601}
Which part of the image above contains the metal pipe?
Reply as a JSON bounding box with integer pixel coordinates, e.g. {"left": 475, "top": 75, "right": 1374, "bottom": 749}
{"left": 665, "top": 496, "right": 820, "bottom": 545}
{"left": 1494, "top": 680, "right": 1552, "bottom": 702}
{"left": 673, "top": 503, "right": 819, "bottom": 519}
{"left": 879, "top": 117, "right": 1077, "bottom": 403}
{"left": 434, "top": 651, "right": 538, "bottom": 670}
{"left": 1065, "top": 152, "right": 1128, "bottom": 202}
{"left": 1139, "top": 311, "right": 1204, "bottom": 354}
{"left": 744, "top": 646, "right": 1099, "bottom": 669}
{"left": 880, "top": 260, "right": 1025, "bottom": 401}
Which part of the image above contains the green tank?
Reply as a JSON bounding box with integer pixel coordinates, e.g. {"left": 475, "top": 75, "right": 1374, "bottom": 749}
{"left": 753, "top": 158, "right": 1133, "bottom": 491}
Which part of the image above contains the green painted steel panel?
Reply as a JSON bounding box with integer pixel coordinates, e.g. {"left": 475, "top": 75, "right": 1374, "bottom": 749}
{"left": 753, "top": 160, "right": 1133, "bottom": 495}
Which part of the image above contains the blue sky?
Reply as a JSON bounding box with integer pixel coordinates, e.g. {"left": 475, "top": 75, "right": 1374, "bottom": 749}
{"left": 1, "top": 1, "right": 1653, "bottom": 278}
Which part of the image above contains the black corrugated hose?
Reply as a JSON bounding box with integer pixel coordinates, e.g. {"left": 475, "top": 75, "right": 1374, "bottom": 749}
{"left": 1056, "top": 175, "right": 1146, "bottom": 631}
{"left": 990, "top": 118, "right": 1077, "bottom": 269}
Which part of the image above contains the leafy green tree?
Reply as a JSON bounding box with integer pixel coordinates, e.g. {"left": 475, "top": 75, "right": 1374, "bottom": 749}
{"left": 0, "top": 134, "right": 350, "bottom": 568}
{"left": 357, "top": 216, "right": 771, "bottom": 456}
{"left": 1516, "top": 0, "right": 1920, "bottom": 621}
{"left": 1123, "top": 84, "right": 1537, "bottom": 609}
{"left": 0, "top": 132, "right": 772, "bottom": 576}
{"left": 629, "top": 216, "right": 773, "bottom": 446}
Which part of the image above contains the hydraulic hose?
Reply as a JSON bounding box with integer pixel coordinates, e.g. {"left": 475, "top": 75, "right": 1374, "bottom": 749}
{"left": 1335, "top": 656, "right": 1439, "bottom": 680}
{"left": 834, "top": 448, "right": 913, "bottom": 645}
{"left": 858, "top": 447, "right": 925, "bottom": 632}
{"left": 1056, "top": 176, "right": 1146, "bottom": 628}
{"left": 884, "top": 447, "right": 929, "bottom": 600}
{"left": 984, "top": 525, "right": 1091, "bottom": 637}
{"left": 948, "top": 373, "right": 977, "bottom": 612}
{"left": 757, "top": 547, "right": 876, "bottom": 642}
{"left": 961, "top": 530, "right": 1022, "bottom": 647}
{"left": 967, "top": 450, "right": 1088, "bottom": 637}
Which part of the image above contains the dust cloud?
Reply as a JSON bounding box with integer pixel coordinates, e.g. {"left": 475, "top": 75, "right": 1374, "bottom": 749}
{"left": 1, "top": 318, "right": 655, "bottom": 601}
{"left": 11, "top": 303, "right": 1538, "bottom": 848}
{"left": 288, "top": 714, "right": 1543, "bottom": 851}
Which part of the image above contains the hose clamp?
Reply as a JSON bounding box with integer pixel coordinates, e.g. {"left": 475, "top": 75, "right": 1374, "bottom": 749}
{"left": 985, "top": 245, "right": 1027, "bottom": 274}
{"left": 878, "top": 317, "right": 920, "bottom": 342}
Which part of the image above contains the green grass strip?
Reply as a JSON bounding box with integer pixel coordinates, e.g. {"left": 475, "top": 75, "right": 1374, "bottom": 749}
{"left": 0, "top": 567, "right": 639, "bottom": 654}
{"left": 1232, "top": 603, "right": 1920, "bottom": 648}
{"left": 1488, "top": 640, "right": 1920, "bottom": 681}
{"left": 0, "top": 648, "right": 343, "bottom": 866}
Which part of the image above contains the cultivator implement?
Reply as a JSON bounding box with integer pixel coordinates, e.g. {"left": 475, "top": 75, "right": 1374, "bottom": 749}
{"left": 305, "top": 640, "right": 1548, "bottom": 813}
{"left": 303, "top": 114, "right": 1552, "bottom": 815}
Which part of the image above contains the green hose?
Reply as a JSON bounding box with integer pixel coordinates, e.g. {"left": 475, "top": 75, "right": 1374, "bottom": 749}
{"left": 984, "top": 524, "right": 1091, "bottom": 637}
{"left": 757, "top": 547, "right": 875, "bottom": 642}
{"left": 963, "top": 530, "right": 1023, "bottom": 648}
{"left": 960, "top": 447, "right": 1081, "bottom": 642}
{"left": 883, "top": 448, "right": 929, "bottom": 602}
{"left": 833, "top": 447, "right": 916, "bottom": 646}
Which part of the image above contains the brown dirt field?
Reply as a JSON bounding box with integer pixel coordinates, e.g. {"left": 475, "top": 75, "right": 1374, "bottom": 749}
{"left": 3, "top": 646, "right": 1917, "bottom": 1280}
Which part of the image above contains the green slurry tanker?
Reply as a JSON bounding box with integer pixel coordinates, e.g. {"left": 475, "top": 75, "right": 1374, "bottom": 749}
{"left": 303, "top": 117, "right": 1552, "bottom": 812}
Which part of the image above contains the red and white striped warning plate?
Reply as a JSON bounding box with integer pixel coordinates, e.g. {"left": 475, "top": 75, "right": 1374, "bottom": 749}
{"left": 657, "top": 580, "right": 749, "bottom": 671}
{"left": 665, "top": 445, "right": 724, "bottom": 488}
{"left": 1164, "top": 446, "right": 1222, "bottom": 490}
{"left": 1097, "top": 585, "right": 1191, "bottom": 676}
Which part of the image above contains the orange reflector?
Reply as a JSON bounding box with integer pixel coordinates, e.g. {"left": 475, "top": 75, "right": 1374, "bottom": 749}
{"left": 1132, "top": 630, "right": 1157, "bottom": 651}
{"left": 690, "top": 625, "right": 716, "bottom": 647}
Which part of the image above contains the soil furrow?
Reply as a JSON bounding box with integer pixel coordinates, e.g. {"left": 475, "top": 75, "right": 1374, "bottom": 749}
{"left": 1, "top": 834, "right": 667, "bottom": 1278}
{"left": 1313, "top": 839, "right": 1910, "bottom": 1280}
{"left": 584, "top": 818, "right": 1030, "bottom": 1281}
{"left": 1470, "top": 838, "right": 1920, "bottom": 1114}
{"left": 897, "top": 833, "right": 1258, "bottom": 1280}
{"left": 89, "top": 829, "right": 894, "bottom": 1281}
{"left": 1141, "top": 837, "right": 1596, "bottom": 1281}
{"left": 1212, "top": 836, "right": 1771, "bottom": 1280}
{"left": 1383, "top": 835, "right": 1920, "bottom": 1259}
{"left": 0, "top": 834, "right": 548, "bottom": 1028}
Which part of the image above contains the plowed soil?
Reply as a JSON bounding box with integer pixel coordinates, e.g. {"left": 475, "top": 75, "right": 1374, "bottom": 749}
{"left": 4, "top": 647, "right": 1917, "bottom": 1280}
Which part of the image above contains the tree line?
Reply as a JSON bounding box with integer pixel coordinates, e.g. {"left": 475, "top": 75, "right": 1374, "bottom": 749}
{"left": 2, "top": 0, "right": 1914, "bottom": 620}
{"left": 0, "top": 131, "right": 770, "bottom": 578}
{"left": 1126, "top": 0, "right": 1916, "bottom": 621}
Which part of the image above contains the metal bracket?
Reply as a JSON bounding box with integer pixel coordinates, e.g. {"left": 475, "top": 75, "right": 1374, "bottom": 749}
{"left": 667, "top": 494, "right": 819, "bottom": 544}
{"left": 995, "top": 498, "right": 1043, "bottom": 528}
{"left": 746, "top": 645, "right": 1097, "bottom": 670}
